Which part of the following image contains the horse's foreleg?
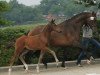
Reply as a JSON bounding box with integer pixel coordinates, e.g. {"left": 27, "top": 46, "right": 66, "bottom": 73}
{"left": 19, "top": 50, "right": 29, "bottom": 72}
{"left": 37, "top": 51, "right": 44, "bottom": 73}
{"left": 46, "top": 47, "right": 59, "bottom": 67}
{"left": 61, "top": 49, "right": 66, "bottom": 67}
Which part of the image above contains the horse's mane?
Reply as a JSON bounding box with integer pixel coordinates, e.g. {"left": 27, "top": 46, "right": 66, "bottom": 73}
{"left": 41, "top": 24, "right": 48, "bottom": 32}
{"left": 69, "top": 12, "right": 90, "bottom": 20}
{"left": 41, "top": 21, "right": 52, "bottom": 32}
{"left": 59, "top": 12, "right": 91, "bottom": 25}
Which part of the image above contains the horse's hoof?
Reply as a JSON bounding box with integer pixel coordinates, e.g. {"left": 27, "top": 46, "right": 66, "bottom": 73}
{"left": 23, "top": 66, "right": 26, "bottom": 69}
{"left": 36, "top": 66, "right": 40, "bottom": 73}
{"left": 25, "top": 70, "right": 30, "bottom": 73}
{"left": 45, "top": 66, "right": 47, "bottom": 69}
{"left": 8, "top": 68, "right": 12, "bottom": 72}
{"left": 44, "top": 63, "right": 48, "bottom": 69}
{"left": 61, "top": 64, "right": 65, "bottom": 67}
{"left": 63, "top": 67, "right": 68, "bottom": 70}
{"left": 36, "top": 69, "right": 40, "bottom": 73}
{"left": 37, "top": 70, "right": 40, "bottom": 73}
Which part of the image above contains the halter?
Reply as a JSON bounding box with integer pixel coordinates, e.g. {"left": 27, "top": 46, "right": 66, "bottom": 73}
{"left": 90, "top": 17, "right": 95, "bottom": 20}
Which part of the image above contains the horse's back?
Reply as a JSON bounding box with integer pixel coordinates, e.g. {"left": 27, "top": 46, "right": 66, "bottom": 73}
{"left": 28, "top": 25, "right": 45, "bottom": 36}
{"left": 25, "top": 35, "right": 46, "bottom": 50}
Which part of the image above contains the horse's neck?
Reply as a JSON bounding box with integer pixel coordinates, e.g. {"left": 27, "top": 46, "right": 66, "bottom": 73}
{"left": 74, "top": 16, "right": 85, "bottom": 30}
{"left": 40, "top": 25, "right": 51, "bottom": 42}
{"left": 73, "top": 16, "right": 85, "bottom": 38}
{"left": 62, "top": 15, "right": 85, "bottom": 36}
{"left": 70, "top": 15, "right": 85, "bottom": 29}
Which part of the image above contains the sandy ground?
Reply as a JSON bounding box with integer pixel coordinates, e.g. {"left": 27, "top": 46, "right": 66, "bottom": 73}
{"left": 0, "top": 63, "right": 100, "bottom": 75}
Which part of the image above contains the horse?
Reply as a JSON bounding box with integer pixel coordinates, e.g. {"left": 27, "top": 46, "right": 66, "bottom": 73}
{"left": 8, "top": 19, "right": 61, "bottom": 73}
{"left": 28, "top": 11, "right": 97, "bottom": 67}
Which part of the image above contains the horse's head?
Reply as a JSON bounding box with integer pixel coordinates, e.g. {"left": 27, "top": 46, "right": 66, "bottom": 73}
{"left": 85, "top": 11, "right": 98, "bottom": 33}
{"left": 48, "top": 19, "right": 62, "bottom": 33}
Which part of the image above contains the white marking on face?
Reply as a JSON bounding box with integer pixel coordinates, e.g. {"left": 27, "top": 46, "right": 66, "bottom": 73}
{"left": 90, "top": 17, "right": 94, "bottom": 20}
{"left": 93, "top": 0, "right": 96, "bottom": 4}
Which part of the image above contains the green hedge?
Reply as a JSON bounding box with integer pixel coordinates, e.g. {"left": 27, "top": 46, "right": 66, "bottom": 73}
{"left": 0, "top": 20, "right": 100, "bottom": 67}
{"left": 0, "top": 25, "right": 35, "bottom": 66}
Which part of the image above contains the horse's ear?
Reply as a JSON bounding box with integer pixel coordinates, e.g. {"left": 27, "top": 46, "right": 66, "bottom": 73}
{"left": 51, "top": 19, "right": 55, "bottom": 23}
{"left": 92, "top": 11, "right": 96, "bottom": 16}
{"left": 53, "top": 19, "right": 55, "bottom": 22}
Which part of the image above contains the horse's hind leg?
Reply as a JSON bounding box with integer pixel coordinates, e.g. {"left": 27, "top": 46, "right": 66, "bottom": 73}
{"left": 46, "top": 47, "right": 59, "bottom": 67}
{"left": 19, "top": 50, "right": 29, "bottom": 71}
{"left": 9, "top": 45, "right": 25, "bottom": 71}
{"left": 9, "top": 52, "right": 19, "bottom": 72}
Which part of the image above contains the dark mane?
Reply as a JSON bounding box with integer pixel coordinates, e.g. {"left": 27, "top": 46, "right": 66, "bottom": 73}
{"left": 59, "top": 12, "right": 91, "bottom": 26}
{"left": 69, "top": 12, "right": 90, "bottom": 20}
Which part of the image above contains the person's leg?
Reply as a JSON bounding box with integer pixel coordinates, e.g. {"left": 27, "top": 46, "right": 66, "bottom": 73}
{"left": 89, "top": 39, "right": 100, "bottom": 59}
{"left": 76, "top": 50, "right": 86, "bottom": 66}
{"left": 76, "top": 38, "right": 89, "bottom": 66}
{"left": 90, "top": 46, "right": 96, "bottom": 60}
{"left": 90, "top": 39, "right": 100, "bottom": 48}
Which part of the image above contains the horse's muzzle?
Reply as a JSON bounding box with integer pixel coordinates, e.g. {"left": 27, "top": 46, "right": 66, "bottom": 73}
{"left": 58, "top": 30, "right": 62, "bottom": 33}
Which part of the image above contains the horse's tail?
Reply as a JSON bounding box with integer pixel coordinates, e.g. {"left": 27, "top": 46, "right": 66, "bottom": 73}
{"left": 6, "top": 38, "right": 16, "bottom": 49}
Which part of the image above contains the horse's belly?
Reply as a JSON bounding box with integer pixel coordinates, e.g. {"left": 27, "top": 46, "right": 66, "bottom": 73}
{"left": 51, "top": 38, "right": 74, "bottom": 46}
{"left": 50, "top": 32, "right": 76, "bottom": 46}
{"left": 25, "top": 37, "right": 42, "bottom": 50}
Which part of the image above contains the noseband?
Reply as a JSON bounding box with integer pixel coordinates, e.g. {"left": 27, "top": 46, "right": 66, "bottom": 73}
{"left": 90, "top": 16, "right": 95, "bottom": 20}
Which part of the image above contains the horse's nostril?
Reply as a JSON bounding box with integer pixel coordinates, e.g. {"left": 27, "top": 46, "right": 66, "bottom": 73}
{"left": 59, "top": 31, "right": 62, "bottom": 33}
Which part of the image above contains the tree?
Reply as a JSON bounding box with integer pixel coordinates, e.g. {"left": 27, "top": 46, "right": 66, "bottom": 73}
{"left": 0, "top": 1, "right": 10, "bottom": 27}
{"left": 2, "top": 0, "right": 100, "bottom": 26}
{"left": 74, "top": 0, "right": 100, "bottom": 8}
{"left": 4, "top": 0, "right": 43, "bottom": 25}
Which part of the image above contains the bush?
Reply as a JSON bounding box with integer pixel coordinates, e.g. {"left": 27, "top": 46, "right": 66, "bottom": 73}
{"left": 0, "top": 20, "right": 100, "bottom": 67}
{"left": 0, "top": 25, "right": 32, "bottom": 66}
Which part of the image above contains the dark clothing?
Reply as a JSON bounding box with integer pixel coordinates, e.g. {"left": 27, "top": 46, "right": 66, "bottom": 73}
{"left": 77, "top": 37, "right": 100, "bottom": 64}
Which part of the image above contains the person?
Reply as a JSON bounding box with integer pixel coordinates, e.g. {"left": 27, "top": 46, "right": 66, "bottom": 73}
{"left": 76, "top": 24, "right": 100, "bottom": 67}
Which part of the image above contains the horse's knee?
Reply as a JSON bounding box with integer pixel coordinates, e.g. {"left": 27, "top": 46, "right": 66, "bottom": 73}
{"left": 51, "top": 51, "right": 55, "bottom": 55}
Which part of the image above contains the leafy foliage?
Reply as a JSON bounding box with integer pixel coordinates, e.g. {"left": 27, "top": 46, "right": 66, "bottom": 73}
{"left": 4, "top": 0, "right": 43, "bottom": 25}
{"left": 0, "top": 24, "right": 34, "bottom": 66}
{"left": 0, "top": 1, "right": 11, "bottom": 27}
{"left": 2, "top": 0, "right": 99, "bottom": 27}
{"left": 0, "top": 1, "right": 9, "bottom": 12}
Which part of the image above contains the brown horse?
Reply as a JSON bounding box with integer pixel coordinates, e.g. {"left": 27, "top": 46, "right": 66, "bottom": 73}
{"left": 28, "top": 11, "right": 97, "bottom": 67}
{"left": 8, "top": 19, "right": 61, "bottom": 72}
